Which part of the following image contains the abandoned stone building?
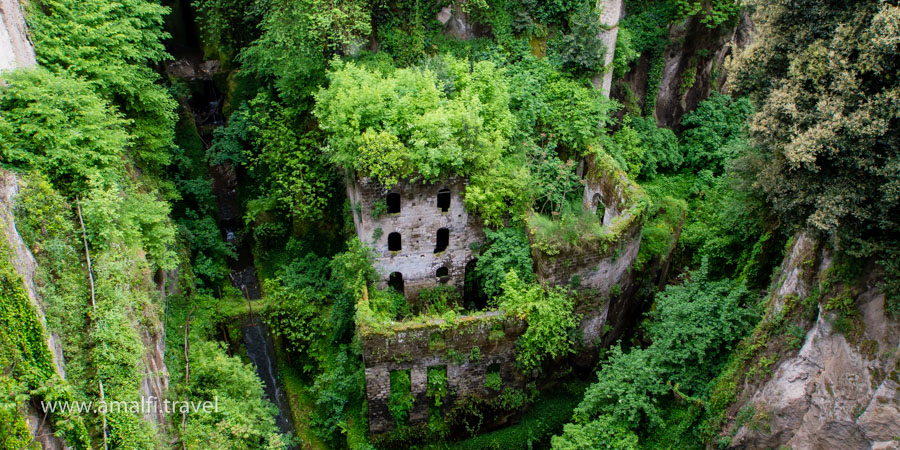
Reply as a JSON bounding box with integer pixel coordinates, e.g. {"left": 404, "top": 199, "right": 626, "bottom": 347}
{"left": 350, "top": 154, "right": 647, "bottom": 435}
{"left": 351, "top": 0, "right": 632, "bottom": 436}
{"left": 346, "top": 174, "right": 485, "bottom": 303}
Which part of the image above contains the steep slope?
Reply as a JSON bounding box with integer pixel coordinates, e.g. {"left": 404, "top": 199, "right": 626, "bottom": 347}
{"left": 721, "top": 232, "right": 900, "bottom": 449}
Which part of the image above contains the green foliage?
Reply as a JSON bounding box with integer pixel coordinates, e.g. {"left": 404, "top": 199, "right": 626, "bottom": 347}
{"left": 484, "top": 371, "right": 503, "bottom": 391}
{"left": 240, "top": 0, "right": 372, "bottom": 104}
{"left": 601, "top": 121, "right": 645, "bottom": 178}
{"left": 551, "top": 415, "right": 640, "bottom": 449}
{"left": 0, "top": 242, "right": 90, "bottom": 448}
{"left": 733, "top": 0, "right": 900, "bottom": 254}
{"left": 497, "top": 272, "right": 578, "bottom": 372}
{"left": 678, "top": 168, "right": 777, "bottom": 283}
{"left": 192, "top": 0, "right": 261, "bottom": 62}
{"left": 561, "top": 263, "right": 758, "bottom": 443}
{"left": 626, "top": 115, "right": 683, "bottom": 179}
{"left": 612, "top": 26, "right": 640, "bottom": 78}
{"left": 527, "top": 144, "right": 582, "bottom": 215}
{"left": 389, "top": 370, "right": 414, "bottom": 425}
{"left": 0, "top": 70, "right": 177, "bottom": 270}
{"left": 635, "top": 193, "right": 686, "bottom": 270}
{"left": 452, "top": 383, "right": 586, "bottom": 449}
{"left": 370, "top": 287, "right": 413, "bottom": 322}
{"left": 244, "top": 94, "right": 335, "bottom": 221}
{"left": 263, "top": 280, "right": 327, "bottom": 372}
{"left": 472, "top": 227, "right": 535, "bottom": 298}
{"left": 673, "top": 0, "right": 741, "bottom": 27}
{"left": 26, "top": 0, "right": 177, "bottom": 172}
{"left": 314, "top": 56, "right": 513, "bottom": 185}
{"left": 427, "top": 366, "right": 448, "bottom": 408}
{"left": 550, "top": 2, "right": 607, "bottom": 75}
{"left": 0, "top": 69, "right": 129, "bottom": 193}
{"left": 680, "top": 94, "right": 753, "bottom": 174}
{"left": 180, "top": 340, "right": 287, "bottom": 448}
{"left": 309, "top": 347, "right": 366, "bottom": 445}
{"left": 643, "top": 265, "right": 757, "bottom": 397}
{"left": 463, "top": 160, "right": 533, "bottom": 228}
{"left": 419, "top": 285, "right": 461, "bottom": 316}
{"left": 507, "top": 57, "right": 617, "bottom": 154}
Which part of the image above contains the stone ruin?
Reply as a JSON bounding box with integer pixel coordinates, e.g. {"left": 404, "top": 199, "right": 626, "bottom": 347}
{"left": 346, "top": 175, "right": 485, "bottom": 303}
{"left": 347, "top": 153, "right": 647, "bottom": 435}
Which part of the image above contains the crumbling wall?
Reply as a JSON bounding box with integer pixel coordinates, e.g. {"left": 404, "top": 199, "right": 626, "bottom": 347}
{"left": 530, "top": 153, "right": 646, "bottom": 349}
{"left": 360, "top": 311, "right": 527, "bottom": 434}
{"left": 347, "top": 175, "right": 485, "bottom": 301}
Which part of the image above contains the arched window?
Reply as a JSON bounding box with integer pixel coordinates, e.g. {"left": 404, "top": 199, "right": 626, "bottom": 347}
{"left": 434, "top": 228, "right": 449, "bottom": 253}
{"left": 388, "top": 232, "right": 401, "bottom": 251}
{"left": 386, "top": 192, "right": 401, "bottom": 214}
{"left": 388, "top": 272, "right": 404, "bottom": 294}
{"left": 592, "top": 193, "right": 606, "bottom": 221}
{"left": 437, "top": 188, "right": 451, "bottom": 212}
{"left": 436, "top": 266, "right": 449, "bottom": 278}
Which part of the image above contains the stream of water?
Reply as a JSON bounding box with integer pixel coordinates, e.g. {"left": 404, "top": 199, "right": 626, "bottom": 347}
{"left": 190, "top": 77, "right": 295, "bottom": 440}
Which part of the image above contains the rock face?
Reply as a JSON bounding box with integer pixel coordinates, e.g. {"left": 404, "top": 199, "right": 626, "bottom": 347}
{"left": 729, "top": 232, "right": 900, "bottom": 450}
{"left": 592, "top": 0, "right": 624, "bottom": 96}
{"left": 0, "top": 171, "right": 172, "bottom": 437}
{"left": 613, "top": 11, "right": 755, "bottom": 127}
{"left": 0, "top": 0, "right": 36, "bottom": 72}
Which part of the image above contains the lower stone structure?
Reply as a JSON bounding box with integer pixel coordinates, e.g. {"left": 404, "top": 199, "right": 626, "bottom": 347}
{"left": 359, "top": 154, "right": 648, "bottom": 436}
{"left": 360, "top": 311, "right": 527, "bottom": 434}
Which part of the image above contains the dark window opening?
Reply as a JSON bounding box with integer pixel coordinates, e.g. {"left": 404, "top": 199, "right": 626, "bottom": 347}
{"left": 434, "top": 228, "right": 449, "bottom": 253}
{"left": 386, "top": 192, "right": 401, "bottom": 214}
{"left": 436, "top": 266, "right": 449, "bottom": 279}
{"left": 592, "top": 193, "right": 606, "bottom": 222}
{"left": 389, "top": 369, "right": 412, "bottom": 426}
{"left": 389, "top": 272, "right": 404, "bottom": 294}
{"left": 437, "top": 188, "right": 451, "bottom": 212}
{"left": 388, "top": 232, "right": 402, "bottom": 251}
{"left": 464, "top": 259, "right": 487, "bottom": 311}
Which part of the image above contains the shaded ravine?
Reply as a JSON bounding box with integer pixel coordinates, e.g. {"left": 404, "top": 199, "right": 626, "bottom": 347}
{"left": 190, "top": 77, "right": 295, "bottom": 439}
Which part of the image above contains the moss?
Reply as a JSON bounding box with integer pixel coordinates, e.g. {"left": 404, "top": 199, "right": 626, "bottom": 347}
{"left": 860, "top": 339, "right": 879, "bottom": 361}
{"left": 0, "top": 240, "right": 90, "bottom": 448}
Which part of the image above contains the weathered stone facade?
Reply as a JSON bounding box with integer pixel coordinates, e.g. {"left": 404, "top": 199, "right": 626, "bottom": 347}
{"left": 530, "top": 154, "right": 646, "bottom": 349}
{"left": 360, "top": 311, "right": 527, "bottom": 434}
{"left": 346, "top": 175, "right": 485, "bottom": 302}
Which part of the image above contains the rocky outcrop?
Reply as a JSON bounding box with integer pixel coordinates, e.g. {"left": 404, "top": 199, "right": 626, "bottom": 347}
{"left": 592, "top": 0, "right": 624, "bottom": 96}
{"left": 727, "top": 232, "right": 900, "bottom": 449}
{"left": 436, "top": 3, "right": 490, "bottom": 40}
{"left": 0, "top": 0, "right": 36, "bottom": 72}
{"left": 613, "top": 11, "right": 755, "bottom": 127}
{"left": 0, "top": 173, "right": 68, "bottom": 449}
{"left": 1, "top": 171, "right": 172, "bottom": 437}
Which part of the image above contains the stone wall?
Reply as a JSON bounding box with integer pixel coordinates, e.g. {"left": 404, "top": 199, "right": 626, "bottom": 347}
{"left": 346, "top": 175, "right": 485, "bottom": 302}
{"left": 530, "top": 154, "right": 646, "bottom": 349}
{"left": 360, "top": 311, "right": 527, "bottom": 434}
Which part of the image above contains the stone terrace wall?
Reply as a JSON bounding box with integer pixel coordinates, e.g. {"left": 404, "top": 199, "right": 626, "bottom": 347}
{"left": 346, "top": 175, "right": 485, "bottom": 301}
{"left": 360, "top": 311, "right": 527, "bottom": 435}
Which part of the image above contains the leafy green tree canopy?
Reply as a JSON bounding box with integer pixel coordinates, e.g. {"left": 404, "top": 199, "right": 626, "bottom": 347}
{"left": 314, "top": 56, "right": 513, "bottom": 186}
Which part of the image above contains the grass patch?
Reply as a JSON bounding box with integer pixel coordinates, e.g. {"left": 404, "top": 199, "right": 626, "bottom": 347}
{"left": 449, "top": 381, "right": 587, "bottom": 450}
